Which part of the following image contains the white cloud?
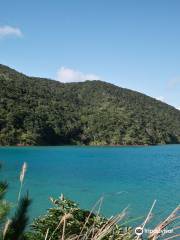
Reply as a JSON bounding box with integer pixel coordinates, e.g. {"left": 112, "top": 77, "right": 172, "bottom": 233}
{"left": 0, "top": 25, "right": 22, "bottom": 38}
{"left": 57, "top": 67, "right": 100, "bottom": 83}
{"left": 176, "top": 106, "right": 180, "bottom": 110}
{"left": 156, "top": 96, "right": 165, "bottom": 102}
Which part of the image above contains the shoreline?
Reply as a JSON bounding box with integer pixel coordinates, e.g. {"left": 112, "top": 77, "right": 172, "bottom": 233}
{"left": 0, "top": 143, "right": 180, "bottom": 148}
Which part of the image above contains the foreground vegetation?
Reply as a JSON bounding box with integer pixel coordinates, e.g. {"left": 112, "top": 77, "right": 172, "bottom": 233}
{"left": 0, "top": 64, "right": 180, "bottom": 146}
{"left": 0, "top": 163, "right": 180, "bottom": 240}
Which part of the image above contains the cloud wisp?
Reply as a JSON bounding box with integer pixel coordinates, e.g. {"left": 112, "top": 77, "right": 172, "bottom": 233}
{"left": 57, "top": 67, "right": 100, "bottom": 83}
{"left": 0, "top": 25, "right": 22, "bottom": 38}
{"left": 168, "top": 78, "right": 180, "bottom": 90}
{"left": 156, "top": 96, "right": 166, "bottom": 102}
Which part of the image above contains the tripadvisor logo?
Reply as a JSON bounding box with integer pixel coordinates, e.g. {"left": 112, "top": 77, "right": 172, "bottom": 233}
{"left": 135, "top": 227, "right": 143, "bottom": 236}
{"left": 135, "top": 227, "right": 173, "bottom": 237}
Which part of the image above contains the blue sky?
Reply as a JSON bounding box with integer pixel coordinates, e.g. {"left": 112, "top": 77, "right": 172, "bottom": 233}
{"left": 0, "top": 0, "right": 180, "bottom": 109}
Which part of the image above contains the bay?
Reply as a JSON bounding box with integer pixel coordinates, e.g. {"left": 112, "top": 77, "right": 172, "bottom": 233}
{"left": 0, "top": 145, "right": 179, "bottom": 226}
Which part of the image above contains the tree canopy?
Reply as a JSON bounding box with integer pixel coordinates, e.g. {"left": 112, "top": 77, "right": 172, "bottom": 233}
{"left": 0, "top": 64, "right": 180, "bottom": 146}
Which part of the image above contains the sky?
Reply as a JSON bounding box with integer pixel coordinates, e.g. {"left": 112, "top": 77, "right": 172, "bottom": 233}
{"left": 0, "top": 0, "right": 180, "bottom": 109}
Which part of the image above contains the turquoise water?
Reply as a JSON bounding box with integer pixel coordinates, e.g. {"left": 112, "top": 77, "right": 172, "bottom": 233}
{"left": 0, "top": 145, "right": 180, "bottom": 226}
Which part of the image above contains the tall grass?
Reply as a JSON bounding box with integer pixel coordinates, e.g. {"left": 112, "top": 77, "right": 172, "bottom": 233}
{"left": 0, "top": 162, "right": 179, "bottom": 240}
{"left": 18, "top": 162, "right": 27, "bottom": 202}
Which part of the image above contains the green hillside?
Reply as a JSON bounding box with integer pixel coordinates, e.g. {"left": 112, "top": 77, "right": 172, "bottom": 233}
{"left": 0, "top": 64, "right": 180, "bottom": 146}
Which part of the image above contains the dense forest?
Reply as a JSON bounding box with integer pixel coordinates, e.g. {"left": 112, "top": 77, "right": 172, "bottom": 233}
{"left": 0, "top": 64, "right": 180, "bottom": 146}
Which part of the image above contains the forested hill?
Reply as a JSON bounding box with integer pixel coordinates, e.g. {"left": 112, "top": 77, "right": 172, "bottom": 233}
{"left": 0, "top": 64, "right": 180, "bottom": 146}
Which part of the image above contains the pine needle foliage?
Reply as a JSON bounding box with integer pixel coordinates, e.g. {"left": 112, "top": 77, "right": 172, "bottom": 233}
{"left": 4, "top": 194, "right": 31, "bottom": 240}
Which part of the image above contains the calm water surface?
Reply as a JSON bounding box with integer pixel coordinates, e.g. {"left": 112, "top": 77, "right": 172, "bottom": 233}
{"left": 0, "top": 145, "right": 179, "bottom": 226}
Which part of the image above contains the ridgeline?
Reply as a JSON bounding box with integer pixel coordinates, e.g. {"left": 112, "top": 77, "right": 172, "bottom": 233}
{"left": 0, "top": 64, "right": 180, "bottom": 146}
